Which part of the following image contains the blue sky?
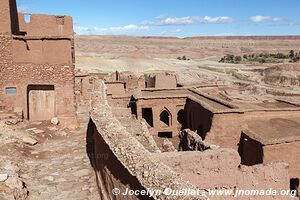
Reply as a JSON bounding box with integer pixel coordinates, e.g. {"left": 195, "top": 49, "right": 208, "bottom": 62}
{"left": 16, "top": 0, "right": 300, "bottom": 37}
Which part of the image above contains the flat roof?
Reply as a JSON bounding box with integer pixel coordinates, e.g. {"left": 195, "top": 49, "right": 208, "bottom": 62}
{"left": 135, "top": 88, "right": 236, "bottom": 112}
{"left": 245, "top": 117, "right": 300, "bottom": 145}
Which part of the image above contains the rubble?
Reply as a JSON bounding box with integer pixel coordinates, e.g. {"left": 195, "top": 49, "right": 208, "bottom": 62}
{"left": 22, "top": 137, "right": 38, "bottom": 146}
{"left": 51, "top": 117, "right": 59, "bottom": 126}
{"left": 0, "top": 173, "right": 8, "bottom": 182}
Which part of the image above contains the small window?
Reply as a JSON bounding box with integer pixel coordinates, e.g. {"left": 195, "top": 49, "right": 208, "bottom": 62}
{"left": 24, "top": 14, "right": 31, "bottom": 23}
{"left": 5, "top": 87, "right": 17, "bottom": 95}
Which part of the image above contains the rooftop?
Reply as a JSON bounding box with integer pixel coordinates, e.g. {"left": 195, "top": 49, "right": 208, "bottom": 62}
{"left": 245, "top": 117, "right": 300, "bottom": 145}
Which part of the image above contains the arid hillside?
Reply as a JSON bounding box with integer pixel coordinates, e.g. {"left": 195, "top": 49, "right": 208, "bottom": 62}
{"left": 75, "top": 35, "right": 300, "bottom": 103}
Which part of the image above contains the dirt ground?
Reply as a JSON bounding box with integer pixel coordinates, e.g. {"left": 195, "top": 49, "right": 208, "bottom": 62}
{"left": 0, "top": 107, "right": 99, "bottom": 200}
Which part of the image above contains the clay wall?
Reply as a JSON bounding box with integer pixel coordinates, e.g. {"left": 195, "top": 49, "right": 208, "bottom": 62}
{"left": 136, "top": 97, "right": 185, "bottom": 137}
{"left": 75, "top": 75, "right": 94, "bottom": 102}
{"left": 18, "top": 13, "right": 73, "bottom": 36}
{"left": 144, "top": 73, "right": 177, "bottom": 89}
{"left": 265, "top": 141, "right": 300, "bottom": 180}
{"left": 184, "top": 97, "right": 300, "bottom": 150}
{"left": 106, "top": 82, "right": 126, "bottom": 96}
{"left": 155, "top": 149, "right": 290, "bottom": 200}
{"left": 0, "top": 0, "right": 77, "bottom": 128}
{"left": 239, "top": 131, "right": 300, "bottom": 186}
{"left": 118, "top": 72, "right": 145, "bottom": 91}
{"left": 205, "top": 112, "right": 244, "bottom": 148}
{"left": 12, "top": 38, "right": 73, "bottom": 64}
{"left": 0, "top": 63, "right": 77, "bottom": 127}
{"left": 0, "top": 0, "right": 12, "bottom": 34}
{"left": 107, "top": 96, "right": 130, "bottom": 108}
{"left": 154, "top": 74, "right": 177, "bottom": 89}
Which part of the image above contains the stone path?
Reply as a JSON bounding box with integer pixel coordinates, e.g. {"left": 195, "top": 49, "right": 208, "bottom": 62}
{"left": 0, "top": 105, "right": 99, "bottom": 200}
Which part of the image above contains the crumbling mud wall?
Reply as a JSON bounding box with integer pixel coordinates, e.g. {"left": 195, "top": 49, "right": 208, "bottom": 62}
{"left": 0, "top": 0, "right": 77, "bottom": 128}
{"left": 155, "top": 149, "right": 290, "bottom": 200}
{"left": 18, "top": 13, "right": 73, "bottom": 36}
{"left": 264, "top": 141, "right": 300, "bottom": 180}
{"left": 144, "top": 73, "right": 177, "bottom": 89}
{"left": 89, "top": 80, "right": 207, "bottom": 200}
{"left": 88, "top": 120, "right": 153, "bottom": 200}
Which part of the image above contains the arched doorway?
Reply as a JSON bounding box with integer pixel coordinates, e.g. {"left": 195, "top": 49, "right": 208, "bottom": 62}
{"left": 160, "top": 109, "right": 171, "bottom": 127}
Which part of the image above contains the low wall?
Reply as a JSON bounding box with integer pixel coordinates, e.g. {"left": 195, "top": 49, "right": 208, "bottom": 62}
{"left": 89, "top": 80, "right": 207, "bottom": 200}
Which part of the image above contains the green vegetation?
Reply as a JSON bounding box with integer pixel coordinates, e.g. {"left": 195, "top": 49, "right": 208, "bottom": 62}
{"left": 177, "top": 55, "right": 190, "bottom": 61}
{"left": 219, "top": 50, "right": 300, "bottom": 64}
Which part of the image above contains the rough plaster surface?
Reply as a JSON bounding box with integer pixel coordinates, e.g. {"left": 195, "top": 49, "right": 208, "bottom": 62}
{"left": 90, "top": 80, "right": 207, "bottom": 200}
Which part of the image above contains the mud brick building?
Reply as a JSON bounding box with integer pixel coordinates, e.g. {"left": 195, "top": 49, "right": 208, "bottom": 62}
{"left": 0, "top": 0, "right": 77, "bottom": 127}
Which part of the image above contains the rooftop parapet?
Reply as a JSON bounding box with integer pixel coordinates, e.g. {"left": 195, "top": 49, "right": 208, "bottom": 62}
{"left": 18, "top": 13, "right": 73, "bottom": 37}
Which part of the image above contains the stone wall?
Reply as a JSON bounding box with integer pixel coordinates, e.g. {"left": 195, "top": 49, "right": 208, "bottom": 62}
{"left": 0, "top": 34, "right": 12, "bottom": 67}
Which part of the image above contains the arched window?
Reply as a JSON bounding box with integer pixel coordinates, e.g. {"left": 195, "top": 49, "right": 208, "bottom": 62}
{"left": 160, "top": 109, "right": 171, "bottom": 126}
{"left": 177, "top": 109, "right": 184, "bottom": 124}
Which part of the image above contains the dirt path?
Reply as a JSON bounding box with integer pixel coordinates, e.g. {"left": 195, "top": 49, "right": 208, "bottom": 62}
{"left": 0, "top": 110, "right": 99, "bottom": 200}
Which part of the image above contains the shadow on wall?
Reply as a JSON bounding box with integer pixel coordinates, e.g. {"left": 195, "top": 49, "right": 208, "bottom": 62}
{"left": 182, "top": 99, "right": 213, "bottom": 140}
{"left": 86, "top": 119, "right": 154, "bottom": 200}
{"left": 238, "top": 132, "right": 263, "bottom": 166}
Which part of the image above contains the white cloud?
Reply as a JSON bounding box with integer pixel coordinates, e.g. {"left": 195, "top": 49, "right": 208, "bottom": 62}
{"left": 143, "top": 16, "right": 233, "bottom": 26}
{"left": 74, "top": 24, "right": 149, "bottom": 35}
{"left": 17, "top": 5, "right": 29, "bottom": 13}
{"left": 201, "top": 16, "right": 233, "bottom": 24}
{"left": 250, "top": 16, "right": 283, "bottom": 23}
{"left": 159, "top": 17, "right": 199, "bottom": 25}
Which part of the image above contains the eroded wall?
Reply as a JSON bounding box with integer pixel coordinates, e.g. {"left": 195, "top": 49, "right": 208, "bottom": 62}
{"left": 155, "top": 149, "right": 290, "bottom": 200}
{"left": 88, "top": 120, "right": 153, "bottom": 200}
{"left": 0, "top": 0, "right": 77, "bottom": 127}
{"left": 89, "top": 80, "right": 208, "bottom": 200}
{"left": 264, "top": 141, "right": 300, "bottom": 180}
{"left": 18, "top": 13, "right": 73, "bottom": 36}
